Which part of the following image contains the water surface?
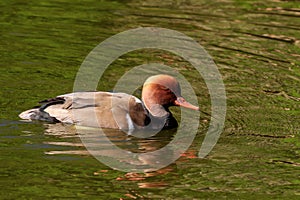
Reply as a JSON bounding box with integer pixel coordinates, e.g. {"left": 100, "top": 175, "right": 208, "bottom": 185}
{"left": 0, "top": 0, "right": 299, "bottom": 199}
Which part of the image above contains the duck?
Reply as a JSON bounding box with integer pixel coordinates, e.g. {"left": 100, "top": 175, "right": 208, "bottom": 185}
{"left": 19, "top": 74, "right": 199, "bottom": 131}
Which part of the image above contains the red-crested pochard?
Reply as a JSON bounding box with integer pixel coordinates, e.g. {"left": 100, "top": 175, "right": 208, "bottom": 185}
{"left": 19, "top": 74, "right": 199, "bottom": 131}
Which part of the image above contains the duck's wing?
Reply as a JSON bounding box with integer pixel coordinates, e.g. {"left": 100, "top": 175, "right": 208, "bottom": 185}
{"left": 44, "top": 92, "right": 126, "bottom": 128}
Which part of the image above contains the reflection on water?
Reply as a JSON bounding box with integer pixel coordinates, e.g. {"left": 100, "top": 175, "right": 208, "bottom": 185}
{"left": 43, "top": 123, "right": 197, "bottom": 188}
{"left": 44, "top": 123, "right": 175, "bottom": 154}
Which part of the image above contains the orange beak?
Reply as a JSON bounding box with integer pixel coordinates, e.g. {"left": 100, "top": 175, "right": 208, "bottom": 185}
{"left": 174, "top": 97, "right": 199, "bottom": 111}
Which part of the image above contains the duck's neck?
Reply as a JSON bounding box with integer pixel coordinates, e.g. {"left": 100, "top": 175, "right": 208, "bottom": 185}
{"left": 143, "top": 104, "right": 178, "bottom": 130}
{"left": 160, "top": 107, "right": 178, "bottom": 129}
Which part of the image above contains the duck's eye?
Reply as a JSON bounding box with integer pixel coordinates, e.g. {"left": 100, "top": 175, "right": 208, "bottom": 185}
{"left": 159, "top": 85, "right": 169, "bottom": 90}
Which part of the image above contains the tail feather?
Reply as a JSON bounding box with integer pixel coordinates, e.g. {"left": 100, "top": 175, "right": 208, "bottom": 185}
{"left": 19, "top": 97, "right": 65, "bottom": 123}
{"left": 19, "top": 108, "right": 59, "bottom": 123}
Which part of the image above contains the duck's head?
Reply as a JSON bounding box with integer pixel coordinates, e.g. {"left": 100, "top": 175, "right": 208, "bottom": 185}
{"left": 142, "top": 74, "right": 199, "bottom": 118}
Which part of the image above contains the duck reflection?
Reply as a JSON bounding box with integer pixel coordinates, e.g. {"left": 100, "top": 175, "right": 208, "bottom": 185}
{"left": 44, "top": 123, "right": 186, "bottom": 170}
{"left": 44, "top": 123, "right": 198, "bottom": 189}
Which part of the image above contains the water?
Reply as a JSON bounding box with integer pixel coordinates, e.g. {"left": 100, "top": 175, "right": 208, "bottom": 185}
{"left": 1, "top": 0, "right": 300, "bottom": 199}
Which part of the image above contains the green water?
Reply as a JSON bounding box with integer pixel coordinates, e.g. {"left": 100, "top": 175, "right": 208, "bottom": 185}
{"left": 1, "top": 0, "right": 300, "bottom": 199}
